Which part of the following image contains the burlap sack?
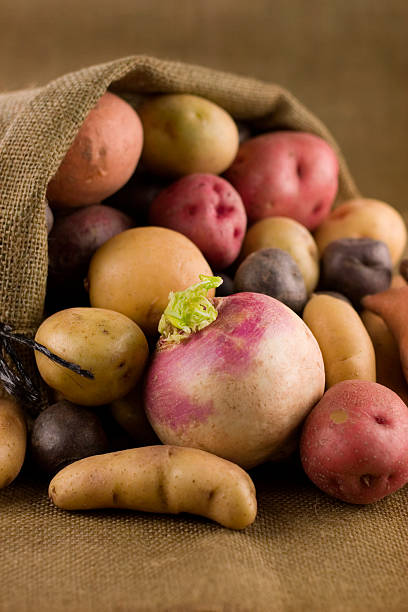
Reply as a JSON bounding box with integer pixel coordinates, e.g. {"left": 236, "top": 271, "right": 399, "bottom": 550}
{"left": 1, "top": 55, "right": 407, "bottom": 612}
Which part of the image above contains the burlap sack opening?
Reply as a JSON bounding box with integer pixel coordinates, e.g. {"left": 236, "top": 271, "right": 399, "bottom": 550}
{"left": 3, "top": 56, "right": 406, "bottom": 612}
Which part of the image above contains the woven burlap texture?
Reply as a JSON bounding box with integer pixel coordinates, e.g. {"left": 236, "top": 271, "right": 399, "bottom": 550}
{"left": 2, "top": 55, "right": 406, "bottom": 612}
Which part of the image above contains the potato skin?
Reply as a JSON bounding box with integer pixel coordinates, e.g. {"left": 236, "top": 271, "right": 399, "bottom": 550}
{"left": 240, "top": 216, "right": 319, "bottom": 294}
{"left": 300, "top": 380, "right": 408, "bottom": 504}
{"left": 35, "top": 307, "right": 149, "bottom": 406}
{"left": 314, "top": 198, "right": 407, "bottom": 265}
{"left": 0, "top": 398, "right": 26, "bottom": 489}
{"left": 225, "top": 131, "right": 338, "bottom": 229}
{"left": 234, "top": 248, "right": 307, "bottom": 314}
{"left": 139, "top": 94, "right": 239, "bottom": 177}
{"left": 303, "top": 294, "right": 376, "bottom": 387}
{"left": 47, "top": 92, "right": 143, "bottom": 207}
{"left": 48, "top": 445, "right": 257, "bottom": 530}
{"left": 48, "top": 204, "right": 134, "bottom": 289}
{"left": 149, "top": 174, "right": 247, "bottom": 270}
{"left": 87, "top": 226, "right": 213, "bottom": 336}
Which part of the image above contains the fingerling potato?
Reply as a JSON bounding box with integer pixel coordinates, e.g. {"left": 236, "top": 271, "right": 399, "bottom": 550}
{"left": 49, "top": 445, "right": 257, "bottom": 530}
{"left": 303, "top": 293, "right": 376, "bottom": 387}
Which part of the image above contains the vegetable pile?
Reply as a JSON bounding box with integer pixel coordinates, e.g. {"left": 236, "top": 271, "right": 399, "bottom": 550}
{"left": 2, "top": 90, "right": 408, "bottom": 529}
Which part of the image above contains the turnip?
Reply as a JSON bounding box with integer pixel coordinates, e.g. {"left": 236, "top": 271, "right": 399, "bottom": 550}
{"left": 144, "top": 275, "right": 325, "bottom": 469}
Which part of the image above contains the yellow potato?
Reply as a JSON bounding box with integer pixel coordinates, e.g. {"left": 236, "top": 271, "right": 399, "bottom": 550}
{"left": 314, "top": 198, "right": 407, "bottom": 265}
{"left": 49, "top": 445, "right": 257, "bottom": 530}
{"left": 35, "top": 307, "right": 149, "bottom": 406}
{"left": 240, "top": 216, "right": 319, "bottom": 293}
{"left": 361, "top": 310, "right": 408, "bottom": 405}
{"left": 87, "top": 226, "right": 213, "bottom": 336}
{"left": 303, "top": 294, "right": 376, "bottom": 388}
{"left": 139, "top": 94, "right": 239, "bottom": 177}
{"left": 0, "top": 398, "right": 26, "bottom": 489}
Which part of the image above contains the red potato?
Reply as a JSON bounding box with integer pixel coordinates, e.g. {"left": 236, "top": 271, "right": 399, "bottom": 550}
{"left": 300, "top": 380, "right": 408, "bottom": 504}
{"left": 149, "top": 174, "right": 247, "bottom": 270}
{"left": 47, "top": 92, "right": 143, "bottom": 207}
{"left": 144, "top": 277, "right": 325, "bottom": 469}
{"left": 225, "top": 131, "right": 339, "bottom": 230}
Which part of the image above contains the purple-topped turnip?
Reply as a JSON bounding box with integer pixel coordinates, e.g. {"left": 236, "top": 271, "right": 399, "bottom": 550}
{"left": 144, "top": 276, "right": 325, "bottom": 469}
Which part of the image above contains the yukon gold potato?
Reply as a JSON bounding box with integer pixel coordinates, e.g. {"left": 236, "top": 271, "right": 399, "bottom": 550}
{"left": 0, "top": 398, "right": 26, "bottom": 489}
{"left": 361, "top": 310, "right": 408, "bottom": 405}
{"left": 314, "top": 198, "right": 407, "bottom": 265}
{"left": 240, "top": 217, "right": 319, "bottom": 293}
{"left": 87, "top": 227, "right": 213, "bottom": 336}
{"left": 139, "top": 94, "right": 239, "bottom": 177}
{"left": 48, "top": 445, "right": 257, "bottom": 530}
{"left": 35, "top": 307, "right": 149, "bottom": 406}
{"left": 47, "top": 92, "right": 143, "bottom": 207}
{"left": 303, "top": 294, "right": 376, "bottom": 388}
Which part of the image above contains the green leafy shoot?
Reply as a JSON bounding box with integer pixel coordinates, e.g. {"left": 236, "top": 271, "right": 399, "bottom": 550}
{"left": 158, "top": 274, "right": 223, "bottom": 344}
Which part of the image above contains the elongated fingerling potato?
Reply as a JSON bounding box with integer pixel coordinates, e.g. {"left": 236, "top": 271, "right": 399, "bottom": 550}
{"left": 0, "top": 398, "right": 26, "bottom": 489}
{"left": 49, "top": 445, "right": 257, "bottom": 530}
{"left": 303, "top": 294, "right": 376, "bottom": 388}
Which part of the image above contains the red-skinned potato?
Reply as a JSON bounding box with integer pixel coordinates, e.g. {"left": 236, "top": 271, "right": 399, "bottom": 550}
{"left": 300, "top": 380, "right": 408, "bottom": 504}
{"left": 149, "top": 174, "right": 247, "bottom": 270}
{"left": 47, "top": 92, "right": 143, "bottom": 207}
{"left": 225, "top": 131, "right": 339, "bottom": 230}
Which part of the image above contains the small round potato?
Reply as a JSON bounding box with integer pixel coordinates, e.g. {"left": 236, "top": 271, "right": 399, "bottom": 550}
{"left": 234, "top": 248, "right": 307, "bottom": 314}
{"left": 225, "top": 131, "right": 339, "bottom": 229}
{"left": 300, "top": 380, "right": 408, "bottom": 504}
{"left": 149, "top": 174, "right": 247, "bottom": 270}
{"left": 30, "top": 400, "right": 109, "bottom": 475}
{"left": 0, "top": 398, "right": 26, "bottom": 489}
{"left": 320, "top": 237, "right": 392, "bottom": 307}
{"left": 47, "top": 92, "right": 143, "bottom": 207}
{"left": 35, "top": 307, "right": 149, "bottom": 406}
{"left": 314, "top": 198, "right": 407, "bottom": 265}
{"left": 240, "top": 216, "right": 319, "bottom": 294}
{"left": 139, "top": 94, "right": 239, "bottom": 177}
{"left": 87, "top": 227, "right": 213, "bottom": 336}
{"left": 48, "top": 204, "right": 134, "bottom": 290}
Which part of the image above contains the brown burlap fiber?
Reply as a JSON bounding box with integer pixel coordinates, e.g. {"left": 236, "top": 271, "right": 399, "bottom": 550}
{"left": 1, "top": 55, "right": 406, "bottom": 612}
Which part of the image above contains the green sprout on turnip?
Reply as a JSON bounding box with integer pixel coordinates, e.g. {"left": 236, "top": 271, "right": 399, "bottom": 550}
{"left": 158, "top": 274, "right": 223, "bottom": 344}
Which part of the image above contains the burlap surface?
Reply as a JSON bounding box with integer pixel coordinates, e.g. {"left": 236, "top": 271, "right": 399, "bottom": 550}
{"left": 1, "top": 55, "right": 406, "bottom": 612}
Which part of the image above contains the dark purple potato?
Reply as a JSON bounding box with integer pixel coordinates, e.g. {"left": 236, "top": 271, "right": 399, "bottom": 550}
{"left": 321, "top": 237, "right": 392, "bottom": 307}
{"left": 215, "top": 273, "right": 235, "bottom": 297}
{"left": 234, "top": 248, "right": 307, "bottom": 314}
{"left": 47, "top": 203, "right": 133, "bottom": 290}
{"left": 30, "top": 401, "right": 109, "bottom": 475}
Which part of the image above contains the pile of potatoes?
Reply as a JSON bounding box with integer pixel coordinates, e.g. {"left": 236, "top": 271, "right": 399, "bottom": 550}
{"left": 3, "top": 88, "right": 408, "bottom": 529}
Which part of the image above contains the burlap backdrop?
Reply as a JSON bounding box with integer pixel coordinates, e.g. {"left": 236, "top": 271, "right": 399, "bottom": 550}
{"left": 1, "top": 56, "right": 406, "bottom": 612}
